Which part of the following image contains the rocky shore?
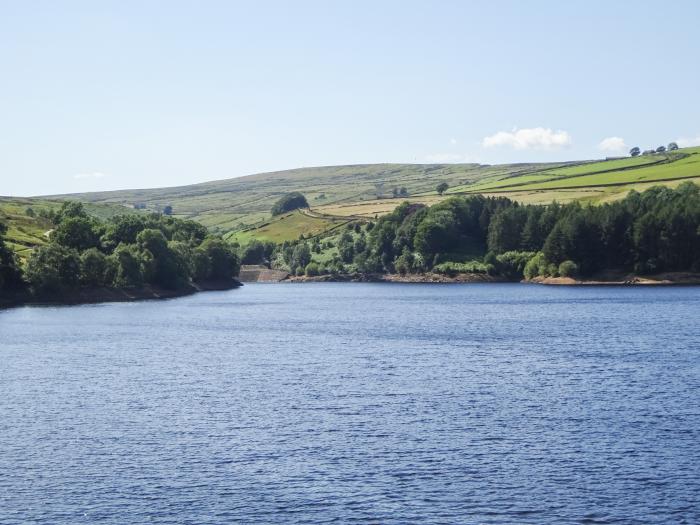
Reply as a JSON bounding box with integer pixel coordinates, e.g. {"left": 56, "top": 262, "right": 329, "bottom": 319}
{"left": 285, "top": 270, "right": 700, "bottom": 285}
{"left": 529, "top": 272, "right": 700, "bottom": 286}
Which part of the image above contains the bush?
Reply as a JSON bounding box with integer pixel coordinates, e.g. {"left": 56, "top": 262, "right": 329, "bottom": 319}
{"left": 305, "top": 262, "right": 320, "bottom": 276}
{"left": 523, "top": 252, "right": 547, "bottom": 280}
{"left": 495, "top": 251, "right": 537, "bottom": 279}
{"left": 558, "top": 260, "right": 578, "bottom": 277}
{"left": 432, "top": 260, "right": 490, "bottom": 276}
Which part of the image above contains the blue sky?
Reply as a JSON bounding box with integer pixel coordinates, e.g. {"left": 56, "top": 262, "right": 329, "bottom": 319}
{"left": 2, "top": 0, "right": 699, "bottom": 196}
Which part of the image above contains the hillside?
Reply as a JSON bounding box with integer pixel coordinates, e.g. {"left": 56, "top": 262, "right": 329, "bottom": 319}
{"left": 0, "top": 197, "right": 141, "bottom": 261}
{"left": 49, "top": 161, "right": 575, "bottom": 232}
{"left": 46, "top": 147, "right": 700, "bottom": 245}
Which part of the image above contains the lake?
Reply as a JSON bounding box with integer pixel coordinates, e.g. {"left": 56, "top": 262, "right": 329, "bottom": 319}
{"left": 1, "top": 283, "right": 699, "bottom": 524}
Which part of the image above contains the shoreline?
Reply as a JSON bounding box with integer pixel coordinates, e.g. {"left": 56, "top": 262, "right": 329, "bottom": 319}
{"left": 281, "top": 271, "right": 700, "bottom": 286}
{"left": 0, "top": 279, "right": 242, "bottom": 310}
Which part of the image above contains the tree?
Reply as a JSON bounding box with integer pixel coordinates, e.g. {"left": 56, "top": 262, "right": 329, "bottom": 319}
{"left": 629, "top": 146, "right": 641, "bottom": 157}
{"left": 25, "top": 244, "right": 80, "bottom": 294}
{"left": 101, "top": 215, "right": 149, "bottom": 248}
{"left": 52, "top": 217, "right": 101, "bottom": 251}
{"left": 436, "top": 182, "right": 449, "bottom": 195}
{"left": 191, "top": 249, "right": 212, "bottom": 281}
{"left": 112, "top": 244, "right": 144, "bottom": 287}
{"left": 170, "top": 220, "right": 207, "bottom": 245}
{"left": 668, "top": 142, "right": 679, "bottom": 151}
{"left": 288, "top": 242, "right": 311, "bottom": 274}
{"left": 198, "top": 237, "right": 240, "bottom": 280}
{"left": 523, "top": 252, "right": 549, "bottom": 279}
{"left": 80, "top": 248, "right": 110, "bottom": 287}
{"left": 54, "top": 201, "right": 88, "bottom": 224}
{"left": 400, "top": 187, "right": 408, "bottom": 196}
{"left": 241, "top": 240, "right": 274, "bottom": 265}
{"left": 271, "top": 192, "right": 309, "bottom": 216}
{"left": 656, "top": 146, "right": 666, "bottom": 153}
{"left": 337, "top": 232, "right": 355, "bottom": 263}
{"left": 487, "top": 207, "right": 526, "bottom": 253}
{"left": 137, "top": 228, "right": 169, "bottom": 258}
{"left": 394, "top": 246, "right": 415, "bottom": 275}
{"left": 162, "top": 205, "right": 173, "bottom": 215}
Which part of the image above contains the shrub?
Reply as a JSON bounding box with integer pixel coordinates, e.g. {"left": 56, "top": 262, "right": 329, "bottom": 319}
{"left": 432, "top": 260, "right": 490, "bottom": 276}
{"left": 496, "top": 250, "right": 537, "bottom": 279}
{"left": 305, "top": 262, "right": 320, "bottom": 276}
{"left": 523, "top": 252, "right": 548, "bottom": 280}
{"left": 558, "top": 260, "right": 578, "bottom": 277}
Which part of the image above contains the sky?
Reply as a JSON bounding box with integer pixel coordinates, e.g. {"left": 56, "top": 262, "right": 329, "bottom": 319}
{"left": 2, "top": 0, "right": 700, "bottom": 196}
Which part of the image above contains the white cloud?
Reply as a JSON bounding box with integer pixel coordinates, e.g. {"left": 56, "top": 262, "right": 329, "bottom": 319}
{"left": 676, "top": 135, "right": 700, "bottom": 148}
{"left": 482, "top": 127, "right": 572, "bottom": 150}
{"left": 598, "top": 136, "right": 627, "bottom": 152}
{"left": 74, "top": 171, "right": 108, "bottom": 179}
{"left": 449, "top": 138, "right": 457, "bottom": 145}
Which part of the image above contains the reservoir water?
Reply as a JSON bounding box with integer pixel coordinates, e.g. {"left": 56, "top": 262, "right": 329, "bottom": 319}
{"left": 1, "top": 283, "right": 699, "bottom": 523}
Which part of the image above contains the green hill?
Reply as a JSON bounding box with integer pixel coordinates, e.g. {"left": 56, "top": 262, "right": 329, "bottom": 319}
{"left": 43, "top": 147, "right": 700, "bottom": 246}
{"left": 49, "top": 162, "right": 574, "bottom": 232}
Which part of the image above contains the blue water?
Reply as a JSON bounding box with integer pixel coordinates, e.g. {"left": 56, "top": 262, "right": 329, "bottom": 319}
{"left": 1, "top": 283, "right": 699, "bottom": 524}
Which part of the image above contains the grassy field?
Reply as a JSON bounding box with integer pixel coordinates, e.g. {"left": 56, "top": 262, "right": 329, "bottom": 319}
{"left": 495, "top": 152, "right": 700, "bottom": 191}
{"left": 39, "top": 146, "right": 700, "bottom": 246}
{"left": 226, "top": 210, "right": 348, "bottom": 244}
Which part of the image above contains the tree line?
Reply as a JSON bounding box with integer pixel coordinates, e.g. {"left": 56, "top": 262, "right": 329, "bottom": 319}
{"left": 262, "top": 182, "right": 700, "bottom": 279}
{"left": 0, "top": 202, "right": 240, "bottom": 297}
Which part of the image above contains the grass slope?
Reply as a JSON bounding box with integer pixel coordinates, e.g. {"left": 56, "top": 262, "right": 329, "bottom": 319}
{"left": 226, "top": 210, "right": 347, "bottom": 244}
{"left": 43, "top": 147, "right": 700, "bottom": 245}
{"left": 50, "top": 162, "right": 573, "bottom": 233}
